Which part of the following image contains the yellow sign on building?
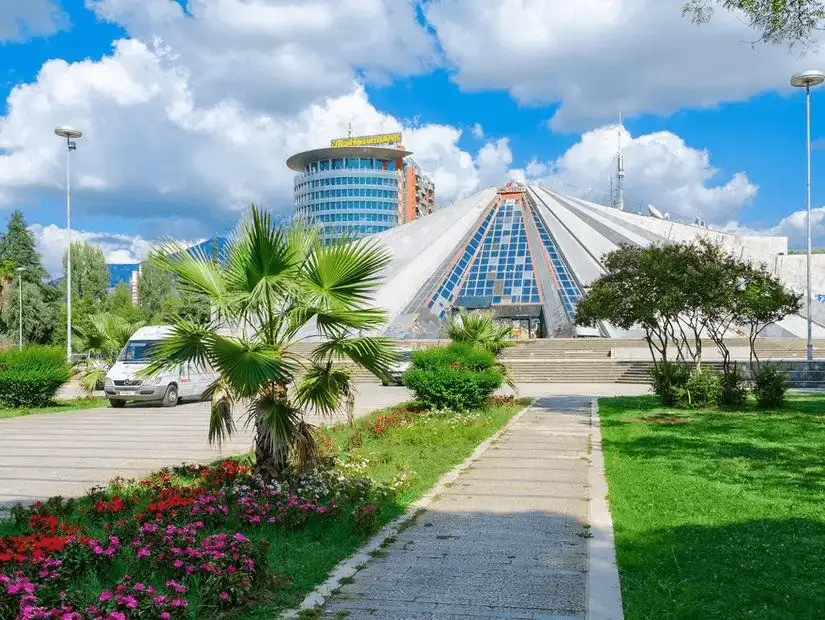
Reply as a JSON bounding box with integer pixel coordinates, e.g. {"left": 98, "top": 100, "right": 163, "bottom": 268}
{"left": 330, "top": 132, "right": 402, "bottom": 148}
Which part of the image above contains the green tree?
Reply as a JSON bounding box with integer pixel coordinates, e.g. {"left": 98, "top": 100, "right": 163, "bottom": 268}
{"left": 64, "top": 241, "right": 109, "bottom": 302}
{"left": 0, "top": 210, "right": 47, "bottom": 283}
{"left": 683, "top": 0, "right": 825, "bottom": 47}
{"left": 145, "top": 206, "right": 396, "bottom": 481}
{"left": 105, "top": 282, "right": 149, "bottom": 324}
{"left": 0, "top": 280, "right": 60, "bottom": 345}
{"left": 138, "top": 259, "right": 175, "bottom": 320}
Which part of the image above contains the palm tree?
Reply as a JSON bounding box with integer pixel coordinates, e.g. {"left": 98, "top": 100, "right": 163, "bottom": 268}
{"left": 446, "top": 310, "right": 514, "bottom": 354}
{"left": 73, "top": 312, "right": 145, "bottom": 394}
{"left": 144, "top": 206, "right": 396, "bottom": 481}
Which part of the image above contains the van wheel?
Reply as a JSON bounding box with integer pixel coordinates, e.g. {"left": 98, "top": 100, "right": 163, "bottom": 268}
{"left": 109, "top": 399, "right": 126, "bottom": 408}
{"left": 162, "top": 384, "right": 178, "bottom": 408}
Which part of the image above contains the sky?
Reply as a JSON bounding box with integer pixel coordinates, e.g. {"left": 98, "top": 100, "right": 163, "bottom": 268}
{"left": 1, "top": 0, "right": 824, "bottom": 276}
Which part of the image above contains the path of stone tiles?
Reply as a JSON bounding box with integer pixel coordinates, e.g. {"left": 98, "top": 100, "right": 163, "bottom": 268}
{"left": 320, "top": 396, "right": 593, "bottom": 620}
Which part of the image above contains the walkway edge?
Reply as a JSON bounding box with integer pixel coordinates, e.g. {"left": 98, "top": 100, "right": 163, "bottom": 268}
{"left": 282, "top": 400, "right": 535, "bottom": 619}
{"left": 587, "top": 398, "right": 624, "bottom": 620}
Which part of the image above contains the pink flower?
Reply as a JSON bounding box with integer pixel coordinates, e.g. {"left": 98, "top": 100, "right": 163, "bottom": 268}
{"left": 136, "top": 547, "right": 151, "bottom": 558}
{"left": 233, "top": 533, "right": 249, "bottom": 543}
{"left": 99, "top": 591, "right": 113, "bottom": 602}
{"left": 173, "top": 559, "right": 184, "bottom": 568}
{"left": 220, "top": 592, "right": 230, "bottom": 601}
{"left": 160, "top": 614, "right": 171, "bottom": 620}
{"left": 92, "top": 545, "right": 104, "bottom": 555}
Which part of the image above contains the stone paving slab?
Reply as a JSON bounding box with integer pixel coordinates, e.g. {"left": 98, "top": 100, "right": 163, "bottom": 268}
{"left": 318, "top": 397, "right": 595, "bottom": 620}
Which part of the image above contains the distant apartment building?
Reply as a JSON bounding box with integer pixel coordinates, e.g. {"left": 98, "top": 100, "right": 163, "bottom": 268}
{"left": 287, "top": 132, "right": 436, "bottom": 243}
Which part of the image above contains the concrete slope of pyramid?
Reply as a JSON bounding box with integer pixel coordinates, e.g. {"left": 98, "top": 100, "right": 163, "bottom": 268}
{"left": 365, "top": 182, "right": 825, "bottom": 340}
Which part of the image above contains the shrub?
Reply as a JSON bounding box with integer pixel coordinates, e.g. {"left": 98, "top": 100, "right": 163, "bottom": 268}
{"left": 753, "top": 364, "right": 789, "bottom": 409}
{"left": 649, "top": 362, "right": 690, "bottom": 407}
{"left": 0, "top": 346, "right": 71, "bottom": 408}
{"left": 719, "top": 363, "right": 748, "bottom": 408}
{"left": 674, "top": 367, "right": 722, "bottom": 409}
{"left": 403, "top": 343, "right": 503, "bottom": 410}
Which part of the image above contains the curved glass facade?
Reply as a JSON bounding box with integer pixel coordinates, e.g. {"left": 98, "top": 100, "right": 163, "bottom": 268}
{"left": 293, "top": 156, "right": 400, "bottom": 243}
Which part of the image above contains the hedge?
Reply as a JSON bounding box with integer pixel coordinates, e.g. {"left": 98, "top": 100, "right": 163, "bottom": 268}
{"left": 403, "top": 343, "right": 503, "bottom": 410}
{"left": 0, "top": 346, "right": 71, "bottom": 408}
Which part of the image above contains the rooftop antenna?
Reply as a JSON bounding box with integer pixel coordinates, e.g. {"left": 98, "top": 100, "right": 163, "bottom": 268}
{"left": 615, "top": 113, "right": 625, "bottom": 211}
{"left": 347, "top": 120, "right": 353, "bottom": 138}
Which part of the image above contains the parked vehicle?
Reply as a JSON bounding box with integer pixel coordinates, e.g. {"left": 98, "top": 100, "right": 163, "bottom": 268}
{"left": 381, "top": 348, "right": 413, "bottom": 386}
{"left": 104, "top": 325, "right": 216, "bottom": 408}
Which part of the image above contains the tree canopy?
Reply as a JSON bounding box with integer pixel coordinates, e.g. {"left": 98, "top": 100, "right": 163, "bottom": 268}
{"left": 683, "top": 0, "right": 825, "bottom": 47}
{"left": 0, "top": 210, "right": 47, "bottom": 282}
{"left": 575, "top": 240, "right": 801, "bottom": 372}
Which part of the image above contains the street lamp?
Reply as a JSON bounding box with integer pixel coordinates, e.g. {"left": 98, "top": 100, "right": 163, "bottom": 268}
{"left": 791, "top": 71, "right": 825, "bottom": 361}
{"left": 15, "top": 267, "right": 25, "bottom": 350}
{"left": 54, "top": 126, "right": 82, "bottom": 363}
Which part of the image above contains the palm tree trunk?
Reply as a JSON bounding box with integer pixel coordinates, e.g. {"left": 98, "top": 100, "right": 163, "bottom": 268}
{"left": 254, "top": 417, "right": 288, "bottom": 481}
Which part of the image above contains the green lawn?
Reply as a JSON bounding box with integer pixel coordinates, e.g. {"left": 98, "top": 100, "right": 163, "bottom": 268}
{"left": 0, "top": 397, "right": 108, "bottom": 420}
{"left": 599, "top": 393, "right": 825, "bottom": 619}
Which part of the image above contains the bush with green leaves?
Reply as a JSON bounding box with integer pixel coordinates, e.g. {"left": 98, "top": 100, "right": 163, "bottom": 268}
{"left": 753, "top": 364, "right": 789, "bottom": 409}
{"left": 674, "top": 367, "right": 722, "bottom": 409}
{"left": 403, "top": 343, "right": 503, "bottom": 410}
{"left": 0, "top": 346, "right": 71, "bottom": 408}
{"left": 719, "top": 363, "right": 748, "bottom": 408}
{"left": 649, "top": 362, "right": 691, "bottom": 407}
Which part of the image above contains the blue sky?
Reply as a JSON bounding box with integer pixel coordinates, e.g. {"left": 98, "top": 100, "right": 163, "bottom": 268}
{"left": 1, "top": 0, "right": 824, "bottom": 275}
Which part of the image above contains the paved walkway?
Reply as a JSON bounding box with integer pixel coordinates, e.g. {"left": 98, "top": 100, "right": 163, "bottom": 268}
{"left": 319, "top": 396, "right": 603, "bottom": 620}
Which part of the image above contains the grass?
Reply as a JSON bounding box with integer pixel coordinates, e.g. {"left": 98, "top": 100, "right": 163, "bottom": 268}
{"left": 0, "top": 396, "right": 108, "bottom": 420}
{"left": 239, "top": 397, "right": 530, "bottom": 618}
{"left": 598, "top": 392, "right": 825, "bottom": 619}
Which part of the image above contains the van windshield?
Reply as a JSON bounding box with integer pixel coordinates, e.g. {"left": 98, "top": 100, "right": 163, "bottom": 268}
{"left": 117, "top": 340, "right": 156, "bottom": 364}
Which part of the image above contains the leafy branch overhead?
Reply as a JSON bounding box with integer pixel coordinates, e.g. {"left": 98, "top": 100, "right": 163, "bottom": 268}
{"left": 683, "top": 0, "right": 825, "bottom": 47}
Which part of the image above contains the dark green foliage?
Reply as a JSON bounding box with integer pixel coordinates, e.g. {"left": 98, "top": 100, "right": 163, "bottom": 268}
{"left": 675, "top": 367, "right": 722, "bottom": 409}
{"left": 649, "top": 362, "right": 691, "bottom": 407}
{"left": 753, "top": 364, "right": 789, "bottom": 409}
{"left": 719, "top": 363, "right": 748, "bottom": 408}
{"left": 403, "top": 343, "right": 503, "bottom": 410}
{"left": 0, "top": 209, "right": 47, "bottom": 282}
{"left": 0, "top": 346, "right": 71, "bottom": 407}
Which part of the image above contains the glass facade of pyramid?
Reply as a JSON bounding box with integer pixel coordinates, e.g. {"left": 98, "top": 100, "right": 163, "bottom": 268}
{"left": 336, "top": 181, "right": 822, "bottom": 341}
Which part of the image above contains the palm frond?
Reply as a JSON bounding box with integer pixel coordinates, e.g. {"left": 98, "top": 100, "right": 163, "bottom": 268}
{"left": 291, "top": 420, "right": 318, "bottom": 473}
{"left": 311, "top": 336, "right": 397, "bottom": 381}
{"left": 294, "top": 363, "right": 354, "bottom": 417}
{"left": 150, "top": 246, "right": 229, "bottom": 309}
{"left": 142, "top": 320, "right": 214, "bottom": 378}
{"left": 313, "top": 307, "right": 388, "bottom": 338}
{"left": 210, "top": 335, "right": 297, "bottom": 398}
{"left": 300, "top": 237, "right": 391, "bottom": 310}
{"left": 207, "top": 378, "right": 237, "bottom": 448}
{"left": 78, "top": 367, "right": 106, "bottom": 396}
{"left": 247, "top": 392, "right": 302, "bottom": 451}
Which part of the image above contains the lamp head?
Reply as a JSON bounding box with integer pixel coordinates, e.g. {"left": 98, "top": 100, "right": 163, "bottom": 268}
{"left": 791, "top": 70, "right": 825, "bottom": 88}
{"left": 54, "top": 126, "right": 83, "bottom": 139}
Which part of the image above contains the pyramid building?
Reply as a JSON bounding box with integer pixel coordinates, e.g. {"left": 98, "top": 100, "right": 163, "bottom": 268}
{"left": 365, "top": 182, "right": 825, "bottom": 340}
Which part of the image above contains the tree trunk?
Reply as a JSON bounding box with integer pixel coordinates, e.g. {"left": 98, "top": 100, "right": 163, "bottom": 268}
{"left": 254, "top": 417, "right": 288, "bottom": 482}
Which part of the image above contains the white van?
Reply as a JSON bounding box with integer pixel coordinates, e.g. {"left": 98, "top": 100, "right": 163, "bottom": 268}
{"left": 104, "top": 325, "right": 216, "bottom": 408}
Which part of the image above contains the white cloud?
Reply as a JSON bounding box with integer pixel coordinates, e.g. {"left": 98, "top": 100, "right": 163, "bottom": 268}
{"left": 0, "top": 0, "right": 67, "bottom": 42}
{"left": 725, "top": 206, "right": 825, "bottom": 249}
{"left": 525, "top": 123, "right": 758, "bottom": 223}
{"left": 470, "top": 123, "right": 484, "bottom": 139}
{"left": 87, "top": 0, "right": 436, "bottom": 114}
{"left": 0, "top": 35, "right": 493, "bottom": 228}
{"left": 424, "top": 0, "right": 821, "bottom": 129}
{"left": 30, "top": 223, "right": 157, "bottom": 276}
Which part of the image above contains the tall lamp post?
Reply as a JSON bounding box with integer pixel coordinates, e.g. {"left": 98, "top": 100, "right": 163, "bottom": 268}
{"left": 54, "top": 126, "right": 83, "bottom": 363}
{"left": 15, "top": 267, "right": 25, "bottom": 350}
{"left": 791, "top": 70, "right": 825, "bottom": 362}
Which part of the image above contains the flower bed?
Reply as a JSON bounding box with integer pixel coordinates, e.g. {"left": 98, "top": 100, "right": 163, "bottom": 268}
{"left": 0, "top": 454, "right": 389, "bottom": 619}
{"left": 0, "top": 397, "right": 528, "bottom": 619}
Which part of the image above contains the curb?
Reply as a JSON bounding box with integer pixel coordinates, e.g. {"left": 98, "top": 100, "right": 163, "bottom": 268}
{"left": 282, "top": 400, "right": 535, "bottom": 619}
{"left": 586, "top": 398, "right": 624, "bottom": 620}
